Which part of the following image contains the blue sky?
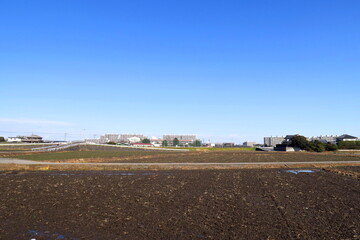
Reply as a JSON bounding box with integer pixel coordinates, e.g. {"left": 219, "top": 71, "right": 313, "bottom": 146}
{"left": 1, "top": 0, "right": 360, "bottom": 143}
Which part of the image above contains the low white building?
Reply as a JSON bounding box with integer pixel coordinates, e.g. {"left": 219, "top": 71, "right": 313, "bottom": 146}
{"left": 128, "top": 136, "right": 141, "bottom": 143}
{"left": 7, "top": 137, "right": 22, "bottom": 143}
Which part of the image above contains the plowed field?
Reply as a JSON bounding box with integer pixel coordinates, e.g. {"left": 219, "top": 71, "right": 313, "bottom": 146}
{"left": 0, "top": 169, "right": 359, "bottom": 239}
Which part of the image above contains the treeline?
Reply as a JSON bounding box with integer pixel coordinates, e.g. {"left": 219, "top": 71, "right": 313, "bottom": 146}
{"left": 289, "top": 135, "right": 338, "bottom": 152}
{"left": 338, "top": 141, "right": 360, "bottom": 150}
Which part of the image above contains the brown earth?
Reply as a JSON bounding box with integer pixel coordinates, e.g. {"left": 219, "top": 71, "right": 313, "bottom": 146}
{"left": 0, "top": 169, "right": 359, "bottom": 239}
{"left": 4, "top": 150, "right": 360, "bottom": 164}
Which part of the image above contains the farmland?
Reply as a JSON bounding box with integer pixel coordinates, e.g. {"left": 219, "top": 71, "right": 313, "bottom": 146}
{"left": 0, "top": 168, "right": 359, "bottom": 239}
{"left": 5, "top": 149, "right": 360, "bottom": 164}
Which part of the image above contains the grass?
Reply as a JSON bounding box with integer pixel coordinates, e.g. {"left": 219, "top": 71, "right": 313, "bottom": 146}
{"left": 13, "top": 150, "right": 176, "bottom": 161}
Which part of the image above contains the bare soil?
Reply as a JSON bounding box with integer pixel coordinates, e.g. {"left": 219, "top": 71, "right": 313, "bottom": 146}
{"left": 5, "top": 150, "right": 360, "bottom": 163}
{"left": 0, "top": 169, "right": 359, "bottom": 239}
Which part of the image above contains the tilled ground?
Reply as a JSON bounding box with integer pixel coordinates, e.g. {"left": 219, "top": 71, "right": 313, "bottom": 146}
{"left": 0, "top": 169, "right": 359, "bottom": 240}
{"left": 6, "top": 150, "right": 360, "bottom": 163}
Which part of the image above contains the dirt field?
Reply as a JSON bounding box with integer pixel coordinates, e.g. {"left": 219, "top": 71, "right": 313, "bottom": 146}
{"left": 0, "top": 169, "right": 359, "bottom": 239}
{"left": 5, "top": 150, "right": 360, "bottom": 163}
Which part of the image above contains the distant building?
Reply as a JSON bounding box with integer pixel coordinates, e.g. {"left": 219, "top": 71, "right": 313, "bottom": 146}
{"left": 85, "top": 139, "right": 100, "bottom": 144}
{"left": 243, "top": 141, "right": 256, "bottom": 147}
{"left": 336, "top": 134, "right": 358, "bottom": 142}
{"left": 310, "top": 135, "right": 338, "bottom": 144}
{"left": 162, "top": 135, "right": 196, "bottom": 146}
{"left": 7, "top": 136, "right": 37, "bottom": 143}
{"left": 150, "top": 137, "right": 163, "bottom": 147}
{"left": 283, "top": 135, "right": 301, "bottom": 144}
{"left": 99, "top": 134, "right": 146, "bottom": 144}
{"left": 7, "top": 137, "right": 22, "bottom": 143}
{"left": 222, "top": 142, "right": 235, "bottom": 148}
{"left": 128, "top": 137, "right": 141, "bottom": 143}
{"left": 264, "top": 136, "right": 285, "bottom": 147}
{"left": 274, "top": 145, "right": 301, "bottom": 152}
{"left": 21, "top": 135, "right": 43, "bottom": 143}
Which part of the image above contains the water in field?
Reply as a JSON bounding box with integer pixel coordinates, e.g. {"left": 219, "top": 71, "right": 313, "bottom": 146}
{"left": 28, "top": 229, "right": 76, "bottom": 240}
{"left": 284, "top": 169, "right": 318, "bottom": 174}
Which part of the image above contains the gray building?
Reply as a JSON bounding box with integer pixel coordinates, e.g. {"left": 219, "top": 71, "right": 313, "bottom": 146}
{"left": 243, "top": 141, "right": 256, "bottom": 147}
{"left": 264, "top": 136, "right": 285, "bottom": 147}
{"left": 162, "top": 134, "right": 196, "bottom": 146}
{"left": 336, "top": 134, "right": 358, "bottom": 142}
{"left": 309, "top": 135, "right": 338, "bottom": 144}
{"left": 99, "top": 134, "right": 146, "bottom": 143}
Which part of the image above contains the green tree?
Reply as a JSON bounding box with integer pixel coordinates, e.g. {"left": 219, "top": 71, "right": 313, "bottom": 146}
{"left": 162, "top": 140, "right": 168, "bottom": 147}
{"left": 192, "top": 140, "right": 202, "bottom": 147}
{"left": 107, "top": 141, "right": 116, "bottom": 145}
{"left": 142, "top": 138, "right": 150, "bottom": 144}
{"left": 0, "top": 136, "right": 5, "bottom": 142}
{"left": 289, "top": 135, "right": 309, "bottom": 150}
{"left": 325, "top": 143, "right": 338, "bottom": 151}
{"left": 312, "top": 140, "right": 325, "bottom": 152}
{"left": 173, "top": 138, "right": 180, "bottom": 146}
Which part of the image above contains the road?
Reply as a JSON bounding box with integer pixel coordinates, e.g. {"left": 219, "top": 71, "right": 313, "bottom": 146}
{"left": 1, "top": 158, "right": 360, "bottom": 167}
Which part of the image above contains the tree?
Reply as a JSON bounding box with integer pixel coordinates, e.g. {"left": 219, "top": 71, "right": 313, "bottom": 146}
{"left": 162, "top": 140, "right": 168, "bottom": 147}
{"left": 0, "top": 137, "right": 5, "bottom": 142}
{"left": 107, "top": 141, "right": 116, "bottom": 145}
{"left": 289, "top": 135, "right": 309, "bottom": 150}
{"left": 325, "top": 143, "right": 338, "bottom": 151}
{"left": 173, "top": 138, "right": 180, "bottom": 146}
{"left": 312, "top": 140, "right": 325, "bottom": 152}
{"left": 142, "top": 138, "right": 150, "bottom": 144}
{"left": 192, "top": 140, "right": 202, "bottom": 147}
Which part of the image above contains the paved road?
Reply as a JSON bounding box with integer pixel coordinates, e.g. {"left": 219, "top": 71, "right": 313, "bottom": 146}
{"left": 1, "top": 158, "right": 360, "bottom": 166}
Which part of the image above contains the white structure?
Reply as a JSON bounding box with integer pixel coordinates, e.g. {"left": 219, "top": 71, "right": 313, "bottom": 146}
{"left": 99, "top": 134, "right": 146, "bottom": 143}
{"left": 128, "top": 136, "right": 141, "bottom": 143}
{"left": 7, "top": 137, "right": 22, "bottom": 143}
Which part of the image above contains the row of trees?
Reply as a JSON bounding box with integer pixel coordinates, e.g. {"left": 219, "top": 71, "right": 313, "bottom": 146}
{"left": 289, "top": 135, "right": 338, "bottom": 152}
{"left": 0, "top": 137, "right": 5, "bottom": 142}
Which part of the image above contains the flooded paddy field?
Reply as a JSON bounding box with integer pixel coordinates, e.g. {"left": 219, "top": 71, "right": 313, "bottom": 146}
{"left": 0, "top": 169, "right": 359, "bottom": 239}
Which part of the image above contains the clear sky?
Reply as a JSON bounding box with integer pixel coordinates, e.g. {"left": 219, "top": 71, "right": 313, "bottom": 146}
{"left": 1, "top": 0, "right": 360, "bottom": 143}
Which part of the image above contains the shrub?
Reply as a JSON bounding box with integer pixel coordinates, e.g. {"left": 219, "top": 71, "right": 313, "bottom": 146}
{"left": 338, "top": 141, "right": 360, "bottom": 150}
{"left": 325, "top": 143, "right": 338, "bottom": 151}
